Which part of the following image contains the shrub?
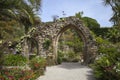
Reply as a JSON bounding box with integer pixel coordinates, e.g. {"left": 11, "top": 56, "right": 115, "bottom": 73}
{"left": 0, "top": 55, "right": 46, "bottom": 80}
{"left": 92, "top": 37, "right": 120, "bottom": 80}
{"left": 57, "top": 56, "right": 62, "bottom": 64}
{"left": 57, "top": 50, "right": 80, "bottom": 62}
{"left": 68, "top": 51, "right": 75, "bottom": 59}
{"left": 92, "top": 52, "right": 120, "bottom": 80}
{"left": 57, "top": 50, "right": 64, "bottom": 64}
{"left": 29, "top": 56, "right": 46, "bottom": 71}
{"left": 3, "top": 54, "right": 27, "bottom": 66}
{"left": 67, "top": 51, "right": 79, "bottom": 62}
{"left": 0, "top": 68, "right": 42, "bottom": 80}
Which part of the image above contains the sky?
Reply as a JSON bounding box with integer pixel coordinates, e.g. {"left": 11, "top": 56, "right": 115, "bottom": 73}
{"left": 40, "top": 0, "right": 113, "bottom": 27}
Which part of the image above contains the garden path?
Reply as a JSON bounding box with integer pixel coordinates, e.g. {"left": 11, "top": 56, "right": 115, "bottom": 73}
{"left": 37, "top": 62, "right": 96, "bottom": 80}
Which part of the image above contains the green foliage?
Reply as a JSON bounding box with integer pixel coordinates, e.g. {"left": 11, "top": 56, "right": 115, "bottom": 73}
{"left": 75, "top": 12, "right": 102, "bottom": 37}
{"left": 0, "top": 0, "right": 41, "bottom": 55}
{"left": 57, "top": 50, "right": 64, "bottom": 64}
{"left": 3, "top": 54, "right": 27, "bottom": 66}
{"left": 75, "top": 11, "right": 83, "bottom": 19}
{"left": 67, "top": 51, "right": 80, "bottom": 62}
{"left": 82, "top": 17, "right": 100, "bottom": 30}
{"left": 59, "top": 29, "right": 83, "bottom": 54}
{"left": 0, "top": 54, "right": 46, "bottom": 80}
{"left": 29, "top": 56, "right": 46, "bottom": 70}
{"left": 93, "top": 27, "right": 110, "bottom": 38}
{"left": 96, "top": 36, "right": 109, "bottom": 45}
{"left": 107, "top": 26, "right": 120, "bottom": 43}
{"left": 57, "top": 56, "right": 62, "bottom": 64}
{"left": 75, "top": 12, "right": 100, "bottom": 30}
{"left": 92, "top": 37, "right": 120, "bottom": 80}
{"left": 57, "top": 50, "right": 80, "bottom": 63}
{"left": 0, "top": 68, "right": 44, "bottom": 80}
{"left": 65, "top": 52, "right": 80, "bottom": 62}
{"left": 73, "top": 37, "right": 83, "bottom": 53}
{"left": 103, "top": 0, "right": 120, "bottom": 26}
{"left": 43, "top": 38, "right": 51, "bottom": 50}
{"left": 0, "top": 0, "right": 41, "bottom": 24}
{"left": 65, "top": 37, "right": 83, "bottom": 53}
{"left": 67, "top": 51, "right": 75, "bottom": 59}
{"left": 58, "top": 28, "right": 83, "bottom": 63}
{"left": 0, "top": 20, "right": 24, "bottom": 41}
{"left": 0, "top": 51, "right": 4, "bottom": 67}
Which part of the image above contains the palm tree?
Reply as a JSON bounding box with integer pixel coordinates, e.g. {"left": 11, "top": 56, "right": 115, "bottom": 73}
{"left": 0, "top": 0, "right": 41, "bottom": 62}
{"left": 110, "top": 3, "right": 120, "bottom": 26}
{"left": 0, "top": 0, "right": 41, "bottom": 32}
{"left": 103, "top": 0, "right": 120, "bottom": 26}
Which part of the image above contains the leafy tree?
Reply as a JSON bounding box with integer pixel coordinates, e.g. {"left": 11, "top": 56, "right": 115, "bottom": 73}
{"left": 93, "top": 27, "right": 111, "bottom": 38}
{"left": 82, "top": 17, "right": 100, "bottom": 30}
{"left": 75, "top": 12, "right": 100, "bottom": 31}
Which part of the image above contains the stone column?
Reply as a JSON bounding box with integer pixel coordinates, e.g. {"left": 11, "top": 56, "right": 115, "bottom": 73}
{"left": 52, "top": 38, "right": 59, "bottom": 64}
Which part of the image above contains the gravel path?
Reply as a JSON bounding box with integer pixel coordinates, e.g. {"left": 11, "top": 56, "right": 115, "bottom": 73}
{"left": 37, "top": 62, "right": 95, "bottom": 80}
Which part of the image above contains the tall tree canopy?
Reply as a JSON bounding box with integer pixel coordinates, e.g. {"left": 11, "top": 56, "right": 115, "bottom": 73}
{"left": 82, "top": 17, "right": 100, "bottom": 30}
{"left": 75, "top": 12, "right": 100, "bottom": 30}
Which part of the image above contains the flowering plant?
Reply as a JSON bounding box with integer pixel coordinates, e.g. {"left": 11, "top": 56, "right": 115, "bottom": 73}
{"left": 29, "top": 56, "right": 46, "bottom": 70}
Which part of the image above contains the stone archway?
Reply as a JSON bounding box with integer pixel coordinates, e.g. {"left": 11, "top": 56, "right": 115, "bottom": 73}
{"left": 37, "top": 16, "right": 97, "bottom": 65}
{"left": 53, "top": 24, "right": 88, "bottom": 63}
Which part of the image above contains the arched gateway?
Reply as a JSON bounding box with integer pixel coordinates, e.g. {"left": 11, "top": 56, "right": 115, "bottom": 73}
{"left": 36, "top": 16, "right": 97, "bottom": 65}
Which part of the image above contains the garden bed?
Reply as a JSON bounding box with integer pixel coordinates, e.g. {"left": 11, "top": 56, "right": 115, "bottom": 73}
{"left": 0, "top": 54, "right": 47, "bottom": 80}
{"left": 0, "top": 67, "right": 44, "bottom": 80}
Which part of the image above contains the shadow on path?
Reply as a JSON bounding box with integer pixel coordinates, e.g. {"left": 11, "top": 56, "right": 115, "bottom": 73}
{"left": 57, "top": 62, "right": 88, "bottom": 69}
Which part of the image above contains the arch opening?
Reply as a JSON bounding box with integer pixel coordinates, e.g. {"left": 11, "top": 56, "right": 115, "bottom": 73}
{"left": 57, "top": 26, "right": 84, "bottom": 63}
{"left": 53, "top": 24, "right": 91, "bottom": 64}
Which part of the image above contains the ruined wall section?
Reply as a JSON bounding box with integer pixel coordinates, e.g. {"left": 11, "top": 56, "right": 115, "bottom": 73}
{"left": 35, "top": 16, "right": 97, "bottom": 64}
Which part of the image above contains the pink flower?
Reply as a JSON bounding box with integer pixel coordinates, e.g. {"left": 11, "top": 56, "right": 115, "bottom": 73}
{"left": 8, "top": 76, "right": 14, "bottom": 80}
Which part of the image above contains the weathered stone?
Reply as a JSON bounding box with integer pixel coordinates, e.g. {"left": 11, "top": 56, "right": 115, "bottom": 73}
{"left": 33, "top": 17, "right": 97, "bottom": 65}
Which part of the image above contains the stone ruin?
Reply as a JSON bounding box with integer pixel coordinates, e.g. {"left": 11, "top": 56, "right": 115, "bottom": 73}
{"left": 29, "top": 16, "right": 97, "bottom": 64}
